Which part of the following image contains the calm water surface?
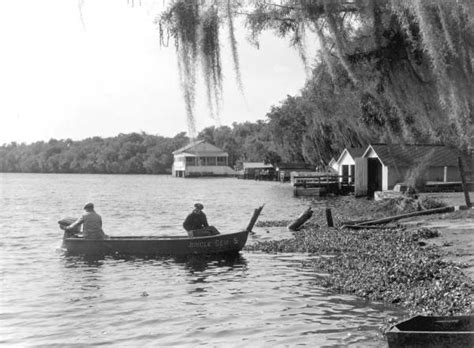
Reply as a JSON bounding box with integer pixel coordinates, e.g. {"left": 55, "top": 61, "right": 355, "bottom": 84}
{"left": 0, "top": 174, "right": 403, "bottom": 347}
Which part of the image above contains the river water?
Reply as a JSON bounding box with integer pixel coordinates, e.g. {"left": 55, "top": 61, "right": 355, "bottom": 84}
{"left": 0, "top": 173, "right": 403, "bottom": 347}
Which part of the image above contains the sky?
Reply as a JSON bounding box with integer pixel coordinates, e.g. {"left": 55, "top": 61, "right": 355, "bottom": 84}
{"left": 0, "top": 0, "right": 317, "bottom": 145}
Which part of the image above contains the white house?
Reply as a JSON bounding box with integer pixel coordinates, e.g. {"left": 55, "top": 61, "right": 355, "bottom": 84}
{"left": 172, "top": 140, "right": 236, "bottom": 177}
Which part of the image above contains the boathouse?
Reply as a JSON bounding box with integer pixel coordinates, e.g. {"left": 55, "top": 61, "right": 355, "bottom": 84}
{"left": 172, "top": 140, "right": 236, "bottom": 177}
{"left": 354, "top": 144, "right": 473, "bottom": 196}
{"left": 241, "top": 162, "right": 275, "bottom": 180}
{"left": 335, "top": 147, "right": 365, "bottom": 184}
{"left": 275, "top": 162, "right": 314, "bottom": 182}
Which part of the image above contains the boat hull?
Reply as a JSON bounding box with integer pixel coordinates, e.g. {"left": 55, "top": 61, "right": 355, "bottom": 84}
{"left": 386, "top": 315, "right": 474, "bottom": 348}
{"left": 62, "top": 230, "right": 249, "bottom": 257}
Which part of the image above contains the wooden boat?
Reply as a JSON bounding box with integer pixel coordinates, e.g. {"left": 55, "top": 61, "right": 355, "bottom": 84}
{"left": 386, "top": 315, "right": 474, "bottom": 348}
{"left": 59, "top": 205, "right": 263, "bottom": 257}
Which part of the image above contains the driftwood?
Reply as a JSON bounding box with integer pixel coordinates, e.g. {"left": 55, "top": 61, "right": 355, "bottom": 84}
{"left": 246, "top": 205, "right": 265, "bottom": 232}
{"left": 342, "top": 206, "right": 457, "bottom": 229}
{"left": 340, "top": 218, "right": 372, "bottom": 225}
{"left": 342, "top": 225, "right": 399, "bottom": 230}
{"left": 288, "top": 207, "right": 313, "bottom": 231}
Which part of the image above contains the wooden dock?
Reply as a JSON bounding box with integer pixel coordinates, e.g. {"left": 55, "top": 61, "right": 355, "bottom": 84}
{"left": 292, "top": 173, "right": 354, "bottom": 197}
{"left": 423, "top": 181, "right": 474, "bottom": 193}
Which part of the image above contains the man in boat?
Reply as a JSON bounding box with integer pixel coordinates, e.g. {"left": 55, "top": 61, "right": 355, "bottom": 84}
{"left": 65, "top": 202, "right": 108, "bottom": 239}
{"left": 183, "top": 203, "right": 219, "bottom": 237}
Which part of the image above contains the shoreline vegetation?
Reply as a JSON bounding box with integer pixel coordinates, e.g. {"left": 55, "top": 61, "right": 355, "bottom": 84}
{"left": 246, "top": 194, "right": 473, "bottom": 332}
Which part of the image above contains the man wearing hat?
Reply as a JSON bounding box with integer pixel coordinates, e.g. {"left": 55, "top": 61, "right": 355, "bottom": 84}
{"left": 183, "top": 203, "right": 209, "bottom": 233}
{"left": 182, "top": 203, "right": 220, "bottom": 237}
{"left": 66, "top": 202, "right": 107, "bottom": 239}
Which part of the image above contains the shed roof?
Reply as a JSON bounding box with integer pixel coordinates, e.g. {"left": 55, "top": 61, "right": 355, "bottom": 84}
{"left": 275, "top": 162, "right": 313, "bottom": 170}
{"left": 336, "top": 147, "right": 365, "bottom": 164}
{"left": 173, "top": 140, "right": 228, "bottom": 156}
{"left": 242, "top": 162, "right": 274, "bottom": 169}
{"left": 347, "top": 147, "right": 366, "bottom": 158}
{"left": 364, "top": 144, "right": 472, "bottom": 168}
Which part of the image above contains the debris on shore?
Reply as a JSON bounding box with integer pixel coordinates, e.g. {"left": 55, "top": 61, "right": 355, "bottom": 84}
{"left": 245, "top": 195, "right": 472, "bottom": 317}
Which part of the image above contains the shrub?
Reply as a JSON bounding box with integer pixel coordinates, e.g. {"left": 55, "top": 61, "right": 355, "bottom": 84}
{"left": 404, "top": 150, "right": 435, "bottom": 192}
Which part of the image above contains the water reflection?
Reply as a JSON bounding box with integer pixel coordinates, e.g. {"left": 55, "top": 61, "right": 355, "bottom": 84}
{"left": 62, "top": 254, "right": 106, "bottom": 268}
{"left": 60, "top": 251, "right": 247, "bottom": 268}
{"left": 176, "top": 253, "right": 248, "bottom": 273}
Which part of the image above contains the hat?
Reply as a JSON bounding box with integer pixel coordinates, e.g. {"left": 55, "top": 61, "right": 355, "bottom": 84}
{"left": 84, "top": 202, "right": 94, "bottom": 210}
{"left": 194, "top": 203, "right": 204, "bottom": 210}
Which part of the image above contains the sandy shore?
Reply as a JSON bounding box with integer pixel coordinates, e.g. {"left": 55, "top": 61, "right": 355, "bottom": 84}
{"left": 401, "top": 192, "right": 474, "bottom": 283}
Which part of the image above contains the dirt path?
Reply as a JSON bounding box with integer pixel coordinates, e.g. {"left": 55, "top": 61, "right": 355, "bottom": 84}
{"left": 405, "top": 213, "right": 474, "bottom": 278}
{"left": 401, "top": 192, "right": 474, "bottom": 285}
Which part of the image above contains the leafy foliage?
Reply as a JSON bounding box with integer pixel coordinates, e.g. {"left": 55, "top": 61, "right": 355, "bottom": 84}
{"left": 196, "top": 121, "right": 276, "bottom": 166}
{"left": 159, "top": 0, "right": 473, "bottom": 149}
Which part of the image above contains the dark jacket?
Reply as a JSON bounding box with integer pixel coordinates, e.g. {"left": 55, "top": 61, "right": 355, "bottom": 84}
{"left": 183, "top": 211, "right": 209, "bottom": 231}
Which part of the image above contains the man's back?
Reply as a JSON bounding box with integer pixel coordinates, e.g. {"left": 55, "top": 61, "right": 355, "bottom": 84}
{"left": 82, "top": 211, "right": 104, "bottom": 239}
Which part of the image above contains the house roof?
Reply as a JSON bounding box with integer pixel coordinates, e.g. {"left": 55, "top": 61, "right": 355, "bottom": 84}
{"left": 173, "top": 140, "right": 228, "bottom": 156}
{"left": 364, "top": 144, "right": 472, "bottom": 168}
{"left": 336, "top": 147, "right": 365, "bottom": 164}
{"left": 347, "top": 147, "right": 366, "bottom": 158}
{"left": 242, "top": 162, "right": 274, "bottom": 169}
{"left": 275, "top": 162, "right": 313, "bottom": 170}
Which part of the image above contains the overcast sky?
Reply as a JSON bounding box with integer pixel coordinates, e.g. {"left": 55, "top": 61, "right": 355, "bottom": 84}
{"left": 0, "top": 0, "right": 316, "bottom": 145}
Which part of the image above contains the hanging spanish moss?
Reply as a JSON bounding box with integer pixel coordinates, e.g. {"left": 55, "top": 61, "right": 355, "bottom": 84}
{"left": 200, "top": 6, "right": 222, "bottom": 122}
{"left": 159, "top": 0, "right": 473, "bottom": 149}
{"left": 226, "top": 0, "right": 244, "bottom": 93}
{"left": 160, "top": 1, "right": 230, "bottom": 137}
{"left": 160, "top": 0, "right": 200, "bottom": 137}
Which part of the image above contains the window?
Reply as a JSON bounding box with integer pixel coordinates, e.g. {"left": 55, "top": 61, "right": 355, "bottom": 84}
{"left": 217, "top": 157, "right": 227, "bottom": 165}
{"left": 207, "top": 157, "right": 216, "bottom": 165}
{"left": 186, "top": 157, "right": 196, "bottom": 166}
{"left": 199, "top": 157, "right": 207, "bottom": 166}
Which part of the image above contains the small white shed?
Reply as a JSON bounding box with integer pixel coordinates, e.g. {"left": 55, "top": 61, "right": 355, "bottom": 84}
{"left": 335, "top": 147, "right": 365, "bottom": 183}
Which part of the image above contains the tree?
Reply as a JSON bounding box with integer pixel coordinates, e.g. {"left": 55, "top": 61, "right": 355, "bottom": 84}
{"left": 0, "top": 132, "right": 190, "bottom": 174}
{"left": 159, "top": 0, "right": 473, "bottom": 149}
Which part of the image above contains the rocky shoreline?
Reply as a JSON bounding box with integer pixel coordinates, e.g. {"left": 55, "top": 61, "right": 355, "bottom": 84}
{"left": 245, "top": 193, "right": 473, "bottom": 331}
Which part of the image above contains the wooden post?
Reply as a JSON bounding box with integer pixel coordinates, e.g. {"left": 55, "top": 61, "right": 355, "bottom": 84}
{"left": 288, "top": 207, "right": 313, "bottom": 231}
{"left": 458, "top": 157, "right": 472, "bottom": 208}
{"left": 246, "top": 205, "right": 265, "bottom": 232}
{"left": 325, "top": 208, "right": 334, "bottom": 227}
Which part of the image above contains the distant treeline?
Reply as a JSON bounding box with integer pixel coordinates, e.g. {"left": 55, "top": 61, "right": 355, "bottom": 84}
{"left": 0, "top": 113, "right": 313, "bottom": 174}
{"left": 0, "top": 133, "right": 189, "bottom": 174}
{"left": 0, "top": 121, "right": 299, "bottom": 174}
